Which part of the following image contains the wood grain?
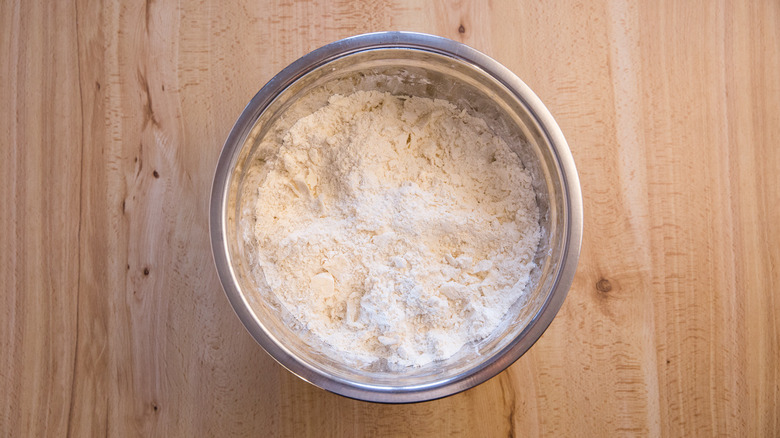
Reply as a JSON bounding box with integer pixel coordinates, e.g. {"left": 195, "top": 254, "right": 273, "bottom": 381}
{"left": 2, "top": 1, "right": 778, "bottom": 436}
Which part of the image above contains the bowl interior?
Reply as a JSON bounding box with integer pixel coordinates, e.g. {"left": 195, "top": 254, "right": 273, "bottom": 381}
{"left": 222, "top": 48, "right": 567, "bottom": 392}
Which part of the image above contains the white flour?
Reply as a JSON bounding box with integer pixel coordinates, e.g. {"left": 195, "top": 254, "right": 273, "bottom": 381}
{"left": 246, "top": 90, "right": 541, "bottom": 367}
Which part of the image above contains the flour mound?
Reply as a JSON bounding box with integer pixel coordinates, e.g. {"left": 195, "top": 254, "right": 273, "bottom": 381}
{"left": 247, "top": 90, "right": 541, "bottom": 367}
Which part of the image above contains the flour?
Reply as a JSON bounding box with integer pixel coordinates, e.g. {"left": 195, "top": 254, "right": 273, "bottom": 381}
{"left": 246, "top": 90, "right": 541, "bottom": 367}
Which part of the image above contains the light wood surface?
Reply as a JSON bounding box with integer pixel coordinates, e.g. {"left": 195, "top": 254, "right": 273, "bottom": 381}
{"left": 2, "top": 1, "right": 779, "bottom": 436}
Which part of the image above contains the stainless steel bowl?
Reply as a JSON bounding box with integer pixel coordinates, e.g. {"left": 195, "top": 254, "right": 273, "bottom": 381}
{"left": 210, "top": 32, "right": 582, "bottom": 403}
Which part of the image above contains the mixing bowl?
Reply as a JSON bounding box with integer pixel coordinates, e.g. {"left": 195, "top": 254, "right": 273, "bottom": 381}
{"left": 210, "top": 32, "right": 582, "bottom": 403}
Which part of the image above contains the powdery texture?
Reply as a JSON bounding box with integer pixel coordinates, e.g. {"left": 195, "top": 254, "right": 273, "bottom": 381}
{"left": 247, "top": 90, "right": 541, "bottom": 367}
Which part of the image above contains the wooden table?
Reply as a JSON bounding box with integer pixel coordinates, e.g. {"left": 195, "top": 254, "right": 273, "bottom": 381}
{"left": 2, "top": 1, "right": 778, "bottom": 436}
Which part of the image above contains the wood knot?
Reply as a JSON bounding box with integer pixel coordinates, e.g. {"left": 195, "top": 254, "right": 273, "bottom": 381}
{"left": 152, "top": 402, "right": 159, "bottom": 412}
{"left": 596, "top": 278, "right": 612, "bottom": 293}
{"left": 153, "top": 170, "right": 159, "bottom": 178}
{"left": 458, "top": 24, "right": 466, "bottom": 34}
{"left": 143, "top": 267, "right": 150, "bottom": 276}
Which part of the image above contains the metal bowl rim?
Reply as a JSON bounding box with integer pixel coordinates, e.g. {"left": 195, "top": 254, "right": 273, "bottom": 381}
{"left": 209, "top": 31, "right": 583, "bottom": 403}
